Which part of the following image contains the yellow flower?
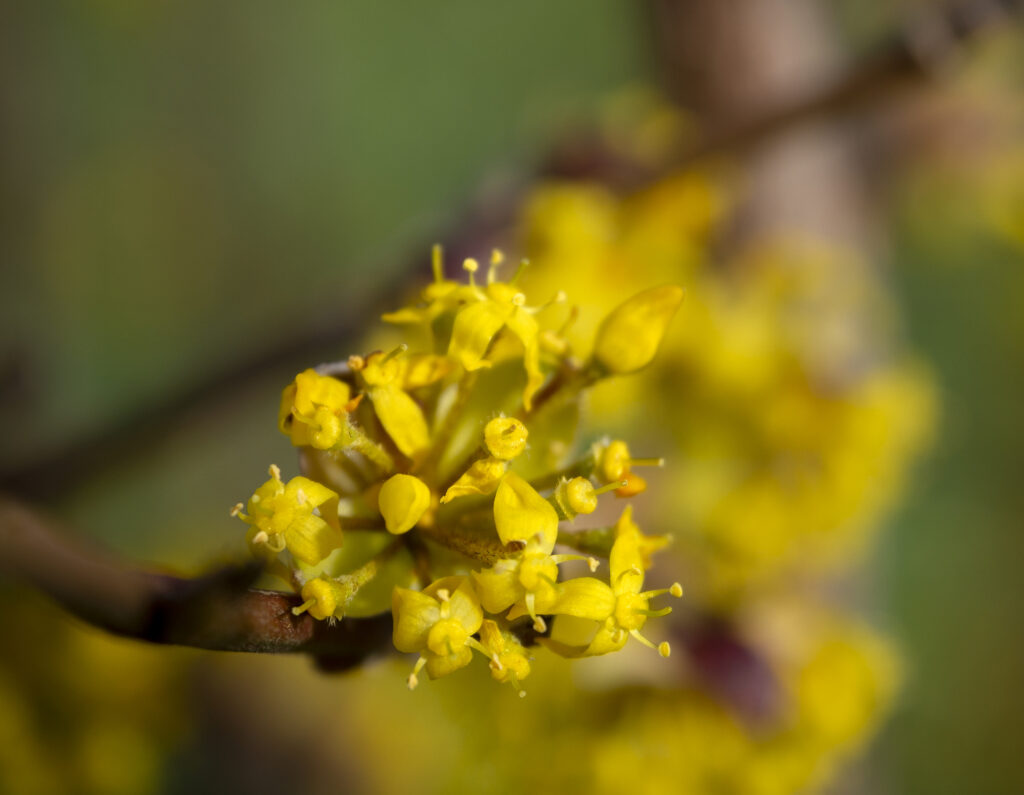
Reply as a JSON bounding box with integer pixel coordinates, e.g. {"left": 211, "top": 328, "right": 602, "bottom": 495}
{"left": 392, "top": 576, "right": 484, "bottom": 687}
{"left": 544, "top": 506, "right": 681, "bottom": 657}
{"left": 475, "top": 472, "right": 615, "bottom": 632}
{"left": 477, "top": 619, "right": 531, "bottom": 696}
{"left": 291, "top": 557, "right": 379, "bottom": 621}
{"left": 278, "top": 368, "right": 359, "bottom": 450}
{"left": 447, "top": 255, "right": 564, "bottom": 411}
{"left": 440, "top": 416, "right": 528, "bottom": 504}
{"left": 231, "top": 464, "right": 341, "bottom": 567}
{"left": 356, "top": 348, "right": 432, "bottom": 460}
{"left": 593, "top": 439, "right": 664, "bottom": 497}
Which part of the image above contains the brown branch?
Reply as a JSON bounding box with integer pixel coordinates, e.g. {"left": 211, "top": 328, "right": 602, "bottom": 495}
{"left": 663, "top": 0, "right": 1024, "bottom": 169}
{"left": 0, "top": 497, "right": 394, "bottom": 668}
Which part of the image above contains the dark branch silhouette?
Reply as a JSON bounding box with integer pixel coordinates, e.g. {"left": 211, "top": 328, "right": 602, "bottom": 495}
{"left": 0, "top": 497, "right": 393, "bottom": 668}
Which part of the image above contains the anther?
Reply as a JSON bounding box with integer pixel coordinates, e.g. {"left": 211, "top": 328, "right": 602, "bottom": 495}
{"left": 670, "top": 582, "right": 683, "bottom": 598}
{"left": 230, "top": 503, "right": 244, "bottom": 517}
{"left": 347, "top": 354, "right": 366, "bottom": 371}
{"left": 658, "top": 642, "right": 671, "bottom": 658}
{"left": 268, "top": 464, "right": 282, "bottom": 482}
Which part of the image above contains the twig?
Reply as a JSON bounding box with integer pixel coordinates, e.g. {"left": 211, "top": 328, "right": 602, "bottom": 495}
{"left": 663, "top": 0, "right": 1024, "bottom": 169}
{"left": 0, "top": 497, "right": 393, "bottom": 667}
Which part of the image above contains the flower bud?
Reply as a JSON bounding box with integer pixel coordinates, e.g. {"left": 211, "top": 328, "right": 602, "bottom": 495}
{"left": 593, "top": 285, "right": 683, "bottom": 374}
{"left": 483, "top": 416, "right": 529, "bottom": 460}
{"left": 379, "top": 473, "right": 431, "bottom": 534}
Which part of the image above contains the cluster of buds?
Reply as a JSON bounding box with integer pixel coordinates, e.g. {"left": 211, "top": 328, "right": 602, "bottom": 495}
{"left": 233, "top": 247, "right": 683, "bottom": 694}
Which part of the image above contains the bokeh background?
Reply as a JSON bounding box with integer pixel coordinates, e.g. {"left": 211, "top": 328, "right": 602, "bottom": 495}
{"left": 2, "top": 1, "right": 1023, "bottom": 793}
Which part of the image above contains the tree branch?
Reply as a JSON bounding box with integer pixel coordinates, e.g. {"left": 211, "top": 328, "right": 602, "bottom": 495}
{"left": 0, "top": 497, "right": 393, "bottom": 668}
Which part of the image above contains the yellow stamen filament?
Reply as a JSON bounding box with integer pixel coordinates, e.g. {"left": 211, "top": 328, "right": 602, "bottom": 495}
{"left": 593, "top": 480, "right": 627, "bottom": 496}
{"left": 292, "top": 599, "right": 317, "bottom": 617}
{"left": 432, "top": 243, "right": 444, "bottom": 283}
{"left": 408, "top": 656, "right": 427, "bottom": 690}
{"left": 509, "top": 258, "right": 529, "bottom": 283}
{"left": 381, "top": 343, "right": 408, "bottom": 364}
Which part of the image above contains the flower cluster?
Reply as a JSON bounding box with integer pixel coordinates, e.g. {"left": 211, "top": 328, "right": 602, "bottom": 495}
{"left": 519, "top": 178, "right": 934, "bottom": 600}
{"left": 234, "top": 247, "right": 683, "bottom": 693}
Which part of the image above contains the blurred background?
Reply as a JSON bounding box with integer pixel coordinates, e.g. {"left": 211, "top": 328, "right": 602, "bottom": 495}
{"left": 2, "top": 1, "right": 1023, "bottom": 793}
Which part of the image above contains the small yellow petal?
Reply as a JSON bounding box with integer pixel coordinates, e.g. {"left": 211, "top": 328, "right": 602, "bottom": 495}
{"left": 472, "top": 560, "right": 521, "bottom": 614}
{"left": 391, "top": 588, "right": 441, "bottom": 653}
{"left": 283, "top": 512, "right": 343, "bottom": 566}
{"left": 378, "top": 473, "right": 431, "bottom": 534}
{"left": 493, "top": 472, "right": 559, "bottom": 549}
{"left": 369, "top": 384, "right": 431, "bottom": 458}
{"left": 549, "top": 577, "right": 616, "bottom": 621}
{"left": 609, "top": 506, "right": 645, "bottom": 595}
{"left": 448, "top": 301, "right": 508, "bottom": 371}
{"left": 441, "top": 457, "right": 507, "bottom": 503}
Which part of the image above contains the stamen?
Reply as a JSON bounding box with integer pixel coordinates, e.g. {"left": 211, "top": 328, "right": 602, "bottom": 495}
{"left": 343, "top": 393, "right": 364, "bottom": 413}
{"left": 381, "top": 343, "right": 408, "bottom": 364}
{"left": 524, "top": 592, "right": 546, "bottom": 633}
{"left": 292, "top": 599, "right": 317, "bottom": 617}
{"left": 487, "top": 249, "right": 504, "bottom": 284}
{"left": 510, "top": 672, "right": 526, "bottom": 698}
{"left": 629, "top": 457, "right": 665, "bottom": 468}
{"left": 432, "top": 243, "right": 444, "bottom": 284}
{"left": 557, "top": 305, "right": 579, "bottom": 334}
{"left": 407, "top": 656, "right": 427, "bottom": 690}
{"left": 268, "top": 464, "right": 282, "bottom": 482}
{"left": 465, "top": 637, "right": 491, "bottom": 658}
{"left": 593, "top": 480, "right": 627, "bottom": 496}
{"left": 463, "top": 258, "right": 479, "bottom": 286}
{"left": 509, "top": 258, "right": 529, "bottom": 284}
{"left": 637, "top": 606, "right": 673, "bottom": 618}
